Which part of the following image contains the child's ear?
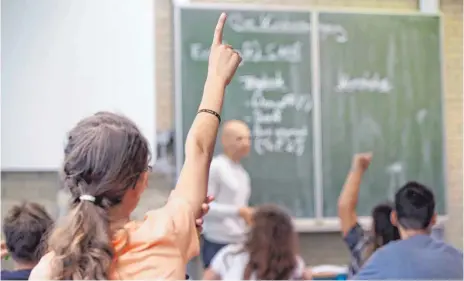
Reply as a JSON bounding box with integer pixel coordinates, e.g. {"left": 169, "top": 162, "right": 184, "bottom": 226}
{"left": 430, "top": 213, "right": 437, "bottom": 228}
{"left": 390, "top": 210, "right": 398, "bottom": 227}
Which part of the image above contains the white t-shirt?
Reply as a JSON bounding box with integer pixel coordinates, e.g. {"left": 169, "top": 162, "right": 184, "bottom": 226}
{"left": 204, "top": 154, "right": 251, "bottom": 244}
{"left": 211, "top": 244, "right": 306, "bottom": 280}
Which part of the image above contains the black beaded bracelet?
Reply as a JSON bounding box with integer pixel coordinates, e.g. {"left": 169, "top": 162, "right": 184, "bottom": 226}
{"left": 198, "top": 109, "right": 221, "bottom": 123}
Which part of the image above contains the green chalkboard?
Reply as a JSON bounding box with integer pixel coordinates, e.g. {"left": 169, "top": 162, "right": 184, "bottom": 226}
{"left": 174, "top": 5, "right": 446, "bottom": 220}
{"left": 319, "top": 13, "right": 445, "bottom": 216}
{"left": 175, "top": 6, "right": 315, "bottom": 217}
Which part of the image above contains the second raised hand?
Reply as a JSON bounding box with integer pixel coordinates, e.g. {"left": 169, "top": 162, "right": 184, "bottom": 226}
{"left": 207, "top": 13, "right": 242, "bottom": 86}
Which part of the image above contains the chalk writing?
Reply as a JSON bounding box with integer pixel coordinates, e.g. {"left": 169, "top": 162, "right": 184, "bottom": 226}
{"left": 250, "top": 91, "right": 312, "bottom": 113}
{"left": 225, "top": 13, "right": 348, "bottom": 43}
{"left": 336, "top": 71, "right": 393, "bottom": 94}
{"left": 228, "top": 13, "right": 311, "bottom": 34}
{"left": 239, "top": 71, "right": 286, "bottom": 92}
{"left": 253, "top": 123, "right": 308, "bottom": 156}
{"left": 319, "top": 23, "right": 348, "bottom": 43}
{"left": 190, "top": 40, "right": 302, "bottom": 64}
{"left": 239, "top": 72, "right": 311, "bottom": 156}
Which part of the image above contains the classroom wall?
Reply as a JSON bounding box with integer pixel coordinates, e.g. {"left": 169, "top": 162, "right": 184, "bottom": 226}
{"left": 1, "top": 0, "right": 156, "bottom": 170}
{"left": 1, "top": 0, "right": 462, "bottom": 271}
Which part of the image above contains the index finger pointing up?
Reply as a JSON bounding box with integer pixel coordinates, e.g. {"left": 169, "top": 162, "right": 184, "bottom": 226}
{"left": 212, "top": 13, "right": 227, "bottom": 46}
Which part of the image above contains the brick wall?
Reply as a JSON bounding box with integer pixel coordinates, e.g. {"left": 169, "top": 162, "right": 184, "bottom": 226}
{"left": 440, "top": 0, "right": 463, "bottom": 250}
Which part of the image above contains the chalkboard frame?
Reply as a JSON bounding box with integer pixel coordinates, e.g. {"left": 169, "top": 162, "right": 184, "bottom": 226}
{"left": 173, "top": 3, "right": 447, "bottom": 232}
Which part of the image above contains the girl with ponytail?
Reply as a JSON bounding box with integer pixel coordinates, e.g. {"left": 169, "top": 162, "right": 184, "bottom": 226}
{"left": 29, "top": 12, "right": 241, "bottom": 280}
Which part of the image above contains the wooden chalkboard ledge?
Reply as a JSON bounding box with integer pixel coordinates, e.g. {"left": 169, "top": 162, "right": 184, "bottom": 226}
{"left": 293, "top": 216, "right": 448, "bottom": 233}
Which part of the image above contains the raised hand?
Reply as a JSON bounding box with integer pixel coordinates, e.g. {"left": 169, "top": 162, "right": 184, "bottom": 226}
{"left": 207, "top": 13, "right": 242, "bottom": 86}
{"left": 351, "top": 152, "right": 373, "bottom": 172}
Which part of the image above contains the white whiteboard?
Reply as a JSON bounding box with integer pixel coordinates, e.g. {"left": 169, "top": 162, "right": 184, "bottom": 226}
{"left": 1, "top": 0, "right": 157, "bottom": 171}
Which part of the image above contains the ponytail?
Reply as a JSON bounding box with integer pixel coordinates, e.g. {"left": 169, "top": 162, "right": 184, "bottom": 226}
{"left": 48, "top": 198, "right": 114, "bottom": 279}
{"left": 51, "top": 111, "right": 151, "bottom": 279}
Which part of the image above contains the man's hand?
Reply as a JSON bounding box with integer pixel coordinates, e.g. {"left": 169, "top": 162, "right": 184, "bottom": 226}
{"left": 351, "top": 152, "right": 372, "bottom": 172}
{"left": 239, "top": 207, "right": 254, "bottom": 226}
{"left": 196, "top": 195, "right": 214, "bottom": 235}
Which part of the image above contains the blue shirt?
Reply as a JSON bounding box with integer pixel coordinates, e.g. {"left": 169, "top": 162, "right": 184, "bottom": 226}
{"left": 1, "top": 269, "right": 32, "bottom": 280}
{"left": 354, "top": 234, "right": 463, "bottom": 280}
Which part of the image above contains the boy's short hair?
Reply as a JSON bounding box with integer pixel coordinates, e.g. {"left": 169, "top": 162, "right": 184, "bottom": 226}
{"left": 3, "top": 202, "right": 54, "bottom": 263}
{"left": 394, "top": 181, "right": 435, "bottom": 230}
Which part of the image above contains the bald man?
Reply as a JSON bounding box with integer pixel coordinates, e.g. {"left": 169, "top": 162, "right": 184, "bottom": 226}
{"left": 201, "top": 120, "right": 253, "bottom": 268}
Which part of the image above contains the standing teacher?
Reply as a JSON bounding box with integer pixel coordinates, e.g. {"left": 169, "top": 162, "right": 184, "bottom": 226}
{"left": 201, "top": 120, "right": 254, "bottom": 269}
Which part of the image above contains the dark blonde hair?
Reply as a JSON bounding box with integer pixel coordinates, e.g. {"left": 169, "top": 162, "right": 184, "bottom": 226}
{"left": 3, "top": 202, "right": 53, "bottom": 263}
{"left": 243, "top": 204, "right": 298, "bottom": 280}
{"left": 48, "top": 112, "right": 150, "bottom": 279}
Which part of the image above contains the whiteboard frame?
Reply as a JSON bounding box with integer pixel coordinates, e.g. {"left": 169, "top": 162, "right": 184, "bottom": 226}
{"left": 173, "top": 2, "right": 447, "bottom": 232}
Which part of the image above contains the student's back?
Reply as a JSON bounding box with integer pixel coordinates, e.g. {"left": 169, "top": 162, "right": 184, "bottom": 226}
{"left": 203, "top": 205, "right": 312, "bottom": 280}
{"left": 355, "top": 182, "right": 463, "bottom": 280}
{"left": 210, "top": 244, "right": 306, "bottom": 280}
{"left": 355, "top": 234, "right": 463, "bottom": 279}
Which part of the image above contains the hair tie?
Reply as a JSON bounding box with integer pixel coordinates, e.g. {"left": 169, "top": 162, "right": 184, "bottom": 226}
{"left": 79, "top": 194, "right": 96, "bottom": 203}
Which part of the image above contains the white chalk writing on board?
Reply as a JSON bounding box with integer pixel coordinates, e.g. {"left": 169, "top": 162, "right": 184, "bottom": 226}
{"left": 190, "top": 41, "right": 303, "bottom": 64}
{"left": 228, "top": 13, "right": 311, "bottom": 34}
{"left": 318, "top": 23, "right": 348, "bottom": 43}
{"left": 225, "top": 13, "right": 348, "bottom": 43}
{"left": 239, "top": 71, "right": 287, "bottom": 92}
{"left": 250, "top": 91, "right": 312, "bottom": 113}
{"left": 238, "top": 72, "right": 311, "bottom": 156}
{"left": 336, "top": 71, "right": 393, "bottom": 94}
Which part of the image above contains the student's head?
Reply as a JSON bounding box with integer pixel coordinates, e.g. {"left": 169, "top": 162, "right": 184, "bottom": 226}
{"left": 371, "top": 202, "right": 400, "bottom": 250}
{"left": 391, "top": 181, "right": 437, "bottom": 236}
{"left": 243, "top": 204, "right": 297, "bottom": 280}
{"left": 221, "top": 120, "right": 251, "bottom": 160}
{"left": 48, "top": 112, "right": 151, "bottom": 279}
{"left": 3, "top": 202, "right": 53, "bottom": 266}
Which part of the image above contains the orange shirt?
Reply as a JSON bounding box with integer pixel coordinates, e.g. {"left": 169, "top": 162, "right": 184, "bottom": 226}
{"left": 29, "top": 191, "right": 199, "bottom": 280}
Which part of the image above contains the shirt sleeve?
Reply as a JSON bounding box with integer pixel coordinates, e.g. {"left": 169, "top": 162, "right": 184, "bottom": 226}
{"left": 207, "top": 164, "right": 241, "bottom": 218}
{"left": 344, "top": 222, "right": 369, "bottom": 272}
{"left": 344, "top": 222, "right": 367, "bottom": 251}
{"left": 162, "top": 190, "right": 200, "bottom": 262}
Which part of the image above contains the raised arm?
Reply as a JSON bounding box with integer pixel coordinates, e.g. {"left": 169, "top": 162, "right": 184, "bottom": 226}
{"left": 175, "top": 13, "right": 242, "bottom": 218}
{"left": 337, "top": 153, "right": 372, "bottom": 236}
